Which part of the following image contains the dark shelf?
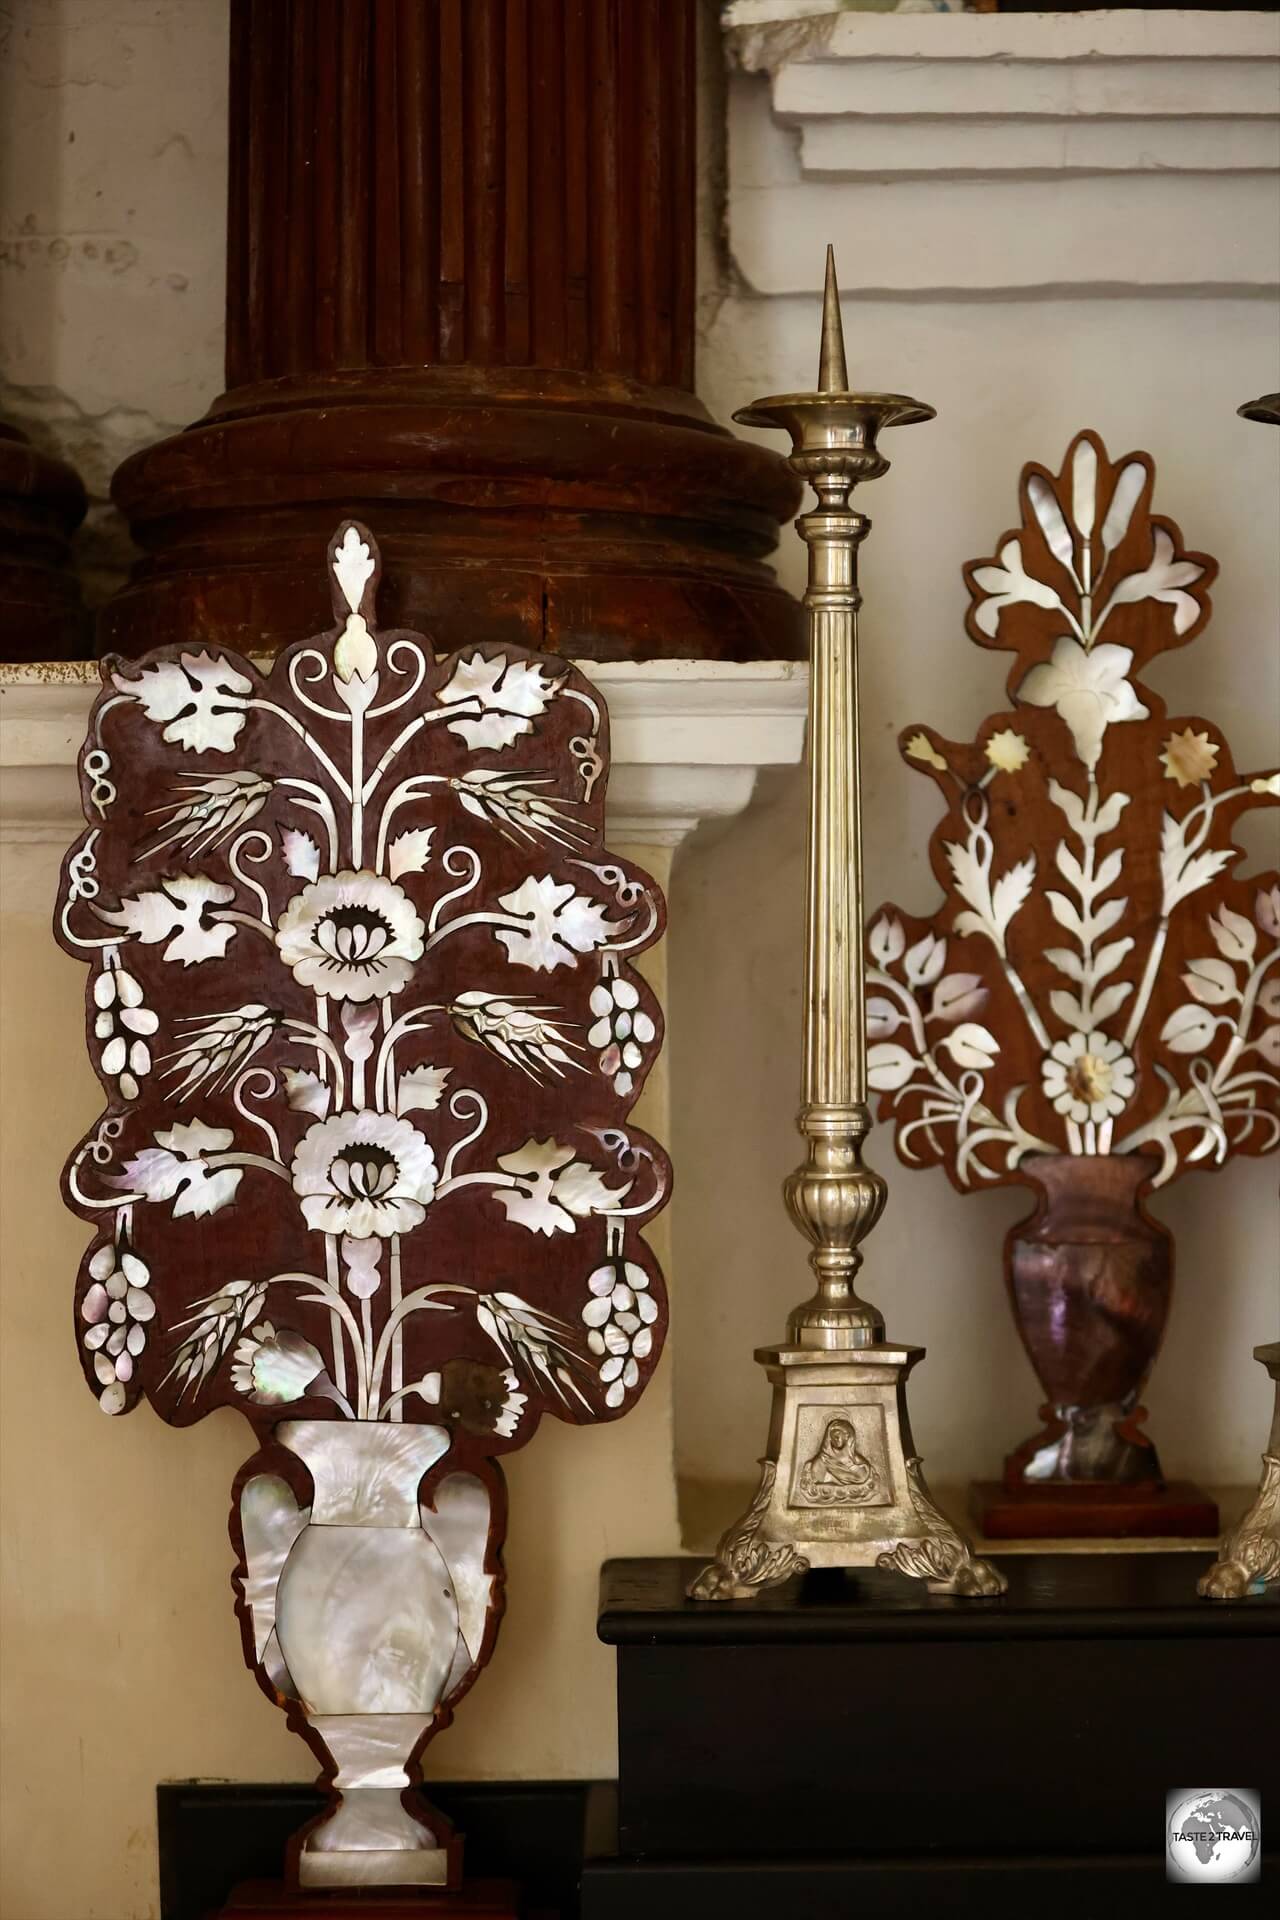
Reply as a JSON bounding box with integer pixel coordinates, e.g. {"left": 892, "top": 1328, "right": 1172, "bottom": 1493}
{"left": 599, "top": 1550, "right": 1280, "bottom": 1643}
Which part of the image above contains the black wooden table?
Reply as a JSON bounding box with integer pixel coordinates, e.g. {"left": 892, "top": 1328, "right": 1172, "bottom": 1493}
{"left": 585, "top": 1553, "right": 1279, "bottom": 1917}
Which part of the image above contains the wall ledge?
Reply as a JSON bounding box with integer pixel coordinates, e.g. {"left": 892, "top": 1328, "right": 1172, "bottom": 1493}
{"left": 723, "top": 6, "right": 1280, "bottom": 298}
{"left": 0, "top": 659, "right": 808, "bottom": 859}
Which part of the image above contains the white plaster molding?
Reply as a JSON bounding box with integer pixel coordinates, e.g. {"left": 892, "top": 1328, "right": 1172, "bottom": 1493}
{"left": 723, "top": 8, "right": 1280, "bottom": 298}
{"left": 0, "top": 661, "right": 808, "bottom": 875}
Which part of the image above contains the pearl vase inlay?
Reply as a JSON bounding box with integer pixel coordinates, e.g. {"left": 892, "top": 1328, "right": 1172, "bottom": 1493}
{"left": 243, "top": 1421, "right": 492, "bottom": 1887}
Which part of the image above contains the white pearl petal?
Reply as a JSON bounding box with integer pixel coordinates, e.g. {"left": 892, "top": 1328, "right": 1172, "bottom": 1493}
{"left": 114, "top": 970, "right": 144, "bottom": 1008}
{"left": 632, "top": 1326, "right": 653, "bottom": 1358}
{"left": 587, "top": 1265, "right": 617, "bottom": 1297}
{"left": 623, "top": 1358, "right": 639, "bottom": 1388}
{"left": 603, "top": 1323, "right": 629, "bottom": 1355}
{"left": 100, "top": 1036, "right": 127, "bottom": 1076}
{"left": 612, "top": 978, "right": 639, "bottom": 1009}
{"left": 605, "top": 1380, "right": 625, "bottom": 1408}
{"left": 581, "top": 1296, "right": 612, "bottom": 1328}
{"left": 99, "top": 1382, "right": 128, "bottom": 1415}
{"left": 600, "top": 1355, "right": 624, "bottom": 1382}
{"left": 633, "top": 1012, "right": 656, "bottom": 1043}
{"left": 589, "top": 984, "right": 613, "bottom": 1017}
{"left": 81, "top": 1282, "right": 110, "bottom": 1323}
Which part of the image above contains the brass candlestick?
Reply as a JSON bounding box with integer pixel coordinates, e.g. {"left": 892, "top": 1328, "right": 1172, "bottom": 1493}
{"left": 691, "top": 251, "right": 1004, "bottom": 1601}
{"left": 1198, "top": 391, "right": 1280, "bottom": 1603}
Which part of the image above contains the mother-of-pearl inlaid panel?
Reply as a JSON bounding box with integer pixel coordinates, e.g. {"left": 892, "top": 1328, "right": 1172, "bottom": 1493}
{"left": 279, "top": 1420, "right": 451, "bottom": 1527}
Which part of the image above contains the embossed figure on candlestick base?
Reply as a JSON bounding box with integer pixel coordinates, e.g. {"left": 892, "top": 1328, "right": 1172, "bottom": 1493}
{"left": 690, "top": 252, "right": 1005, "bottom": 1602}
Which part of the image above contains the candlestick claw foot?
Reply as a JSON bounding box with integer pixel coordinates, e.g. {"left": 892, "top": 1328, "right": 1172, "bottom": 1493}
{"left": 687, "top": 1462, "right": 811, "bottom": 1601}
{"left": 1197, "top": 1459, "right": 1280, "bottom": 1598}
{"left": 876, "top": 1456, "right": 1006, "bottom": 1596}
{"left": 1199, "top": 1345, "right": 1280, "bottom": 1599}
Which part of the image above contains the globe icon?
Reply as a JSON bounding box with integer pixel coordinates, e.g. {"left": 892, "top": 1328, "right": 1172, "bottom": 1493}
{"left": 1166, "top": 1790, "right": 1261, "bottom": 1883}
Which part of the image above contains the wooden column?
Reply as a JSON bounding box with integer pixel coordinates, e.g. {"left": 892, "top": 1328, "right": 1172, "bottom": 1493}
{"left": 104, "top": 0, "right": 801, "bottom": 662}
{"left": 0, "top": 423, "right": 89, "bottom": 663}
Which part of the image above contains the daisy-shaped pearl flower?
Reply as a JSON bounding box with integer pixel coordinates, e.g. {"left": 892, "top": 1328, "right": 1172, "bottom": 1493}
{"left": 1041, "top": 1029, "right": 1136, "bottom": 1124}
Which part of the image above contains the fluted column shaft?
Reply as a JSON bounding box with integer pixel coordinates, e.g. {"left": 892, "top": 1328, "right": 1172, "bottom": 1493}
{"left": 227, "top": 0, "right": 695, "bottom": 390}
{"left": 800, "top": 515, "right": 867, "bottom": 1110}
{"left": 103, "top": 0, "right": 800, "bottom": 663}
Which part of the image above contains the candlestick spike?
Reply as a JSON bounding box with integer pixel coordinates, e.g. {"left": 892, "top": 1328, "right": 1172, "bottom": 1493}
{"left": 691, "top": 254, "right": 1005, "bottom": 1603}
{"left": 818, "top": 245, "right": 848, "bottom": 394}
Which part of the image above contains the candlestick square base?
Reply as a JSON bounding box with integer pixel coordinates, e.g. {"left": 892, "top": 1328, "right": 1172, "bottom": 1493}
{"left": 690, "top": 1342, "right": 1005, "bottom": 1599}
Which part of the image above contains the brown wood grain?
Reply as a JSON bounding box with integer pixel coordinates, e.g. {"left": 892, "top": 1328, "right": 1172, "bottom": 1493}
{"left": 103, "top": 0, "right": 802, "bottom": 665}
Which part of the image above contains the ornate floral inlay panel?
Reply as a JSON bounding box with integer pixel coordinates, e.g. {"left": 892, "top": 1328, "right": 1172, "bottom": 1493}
{"left": 868, "top": 432, "right": 1279, "bottom": 1188}
{"left": 865, "top": 434, "right": 1278, "bottom": 1508}
{"left": 55, "top": 524, "right": 668, "bottom": 1890}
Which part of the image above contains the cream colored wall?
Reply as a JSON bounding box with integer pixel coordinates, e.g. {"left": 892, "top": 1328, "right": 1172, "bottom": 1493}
{"left": 0, "top": 843, "right": 676, "bottom": 1920}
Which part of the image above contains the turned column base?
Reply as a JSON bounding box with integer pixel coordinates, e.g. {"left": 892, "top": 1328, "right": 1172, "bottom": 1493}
{"left": 103, "top": 370, "right": 802, "bottom": 665}
{"left": 0, "top": 422, "right": 90, "bottom": 663}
